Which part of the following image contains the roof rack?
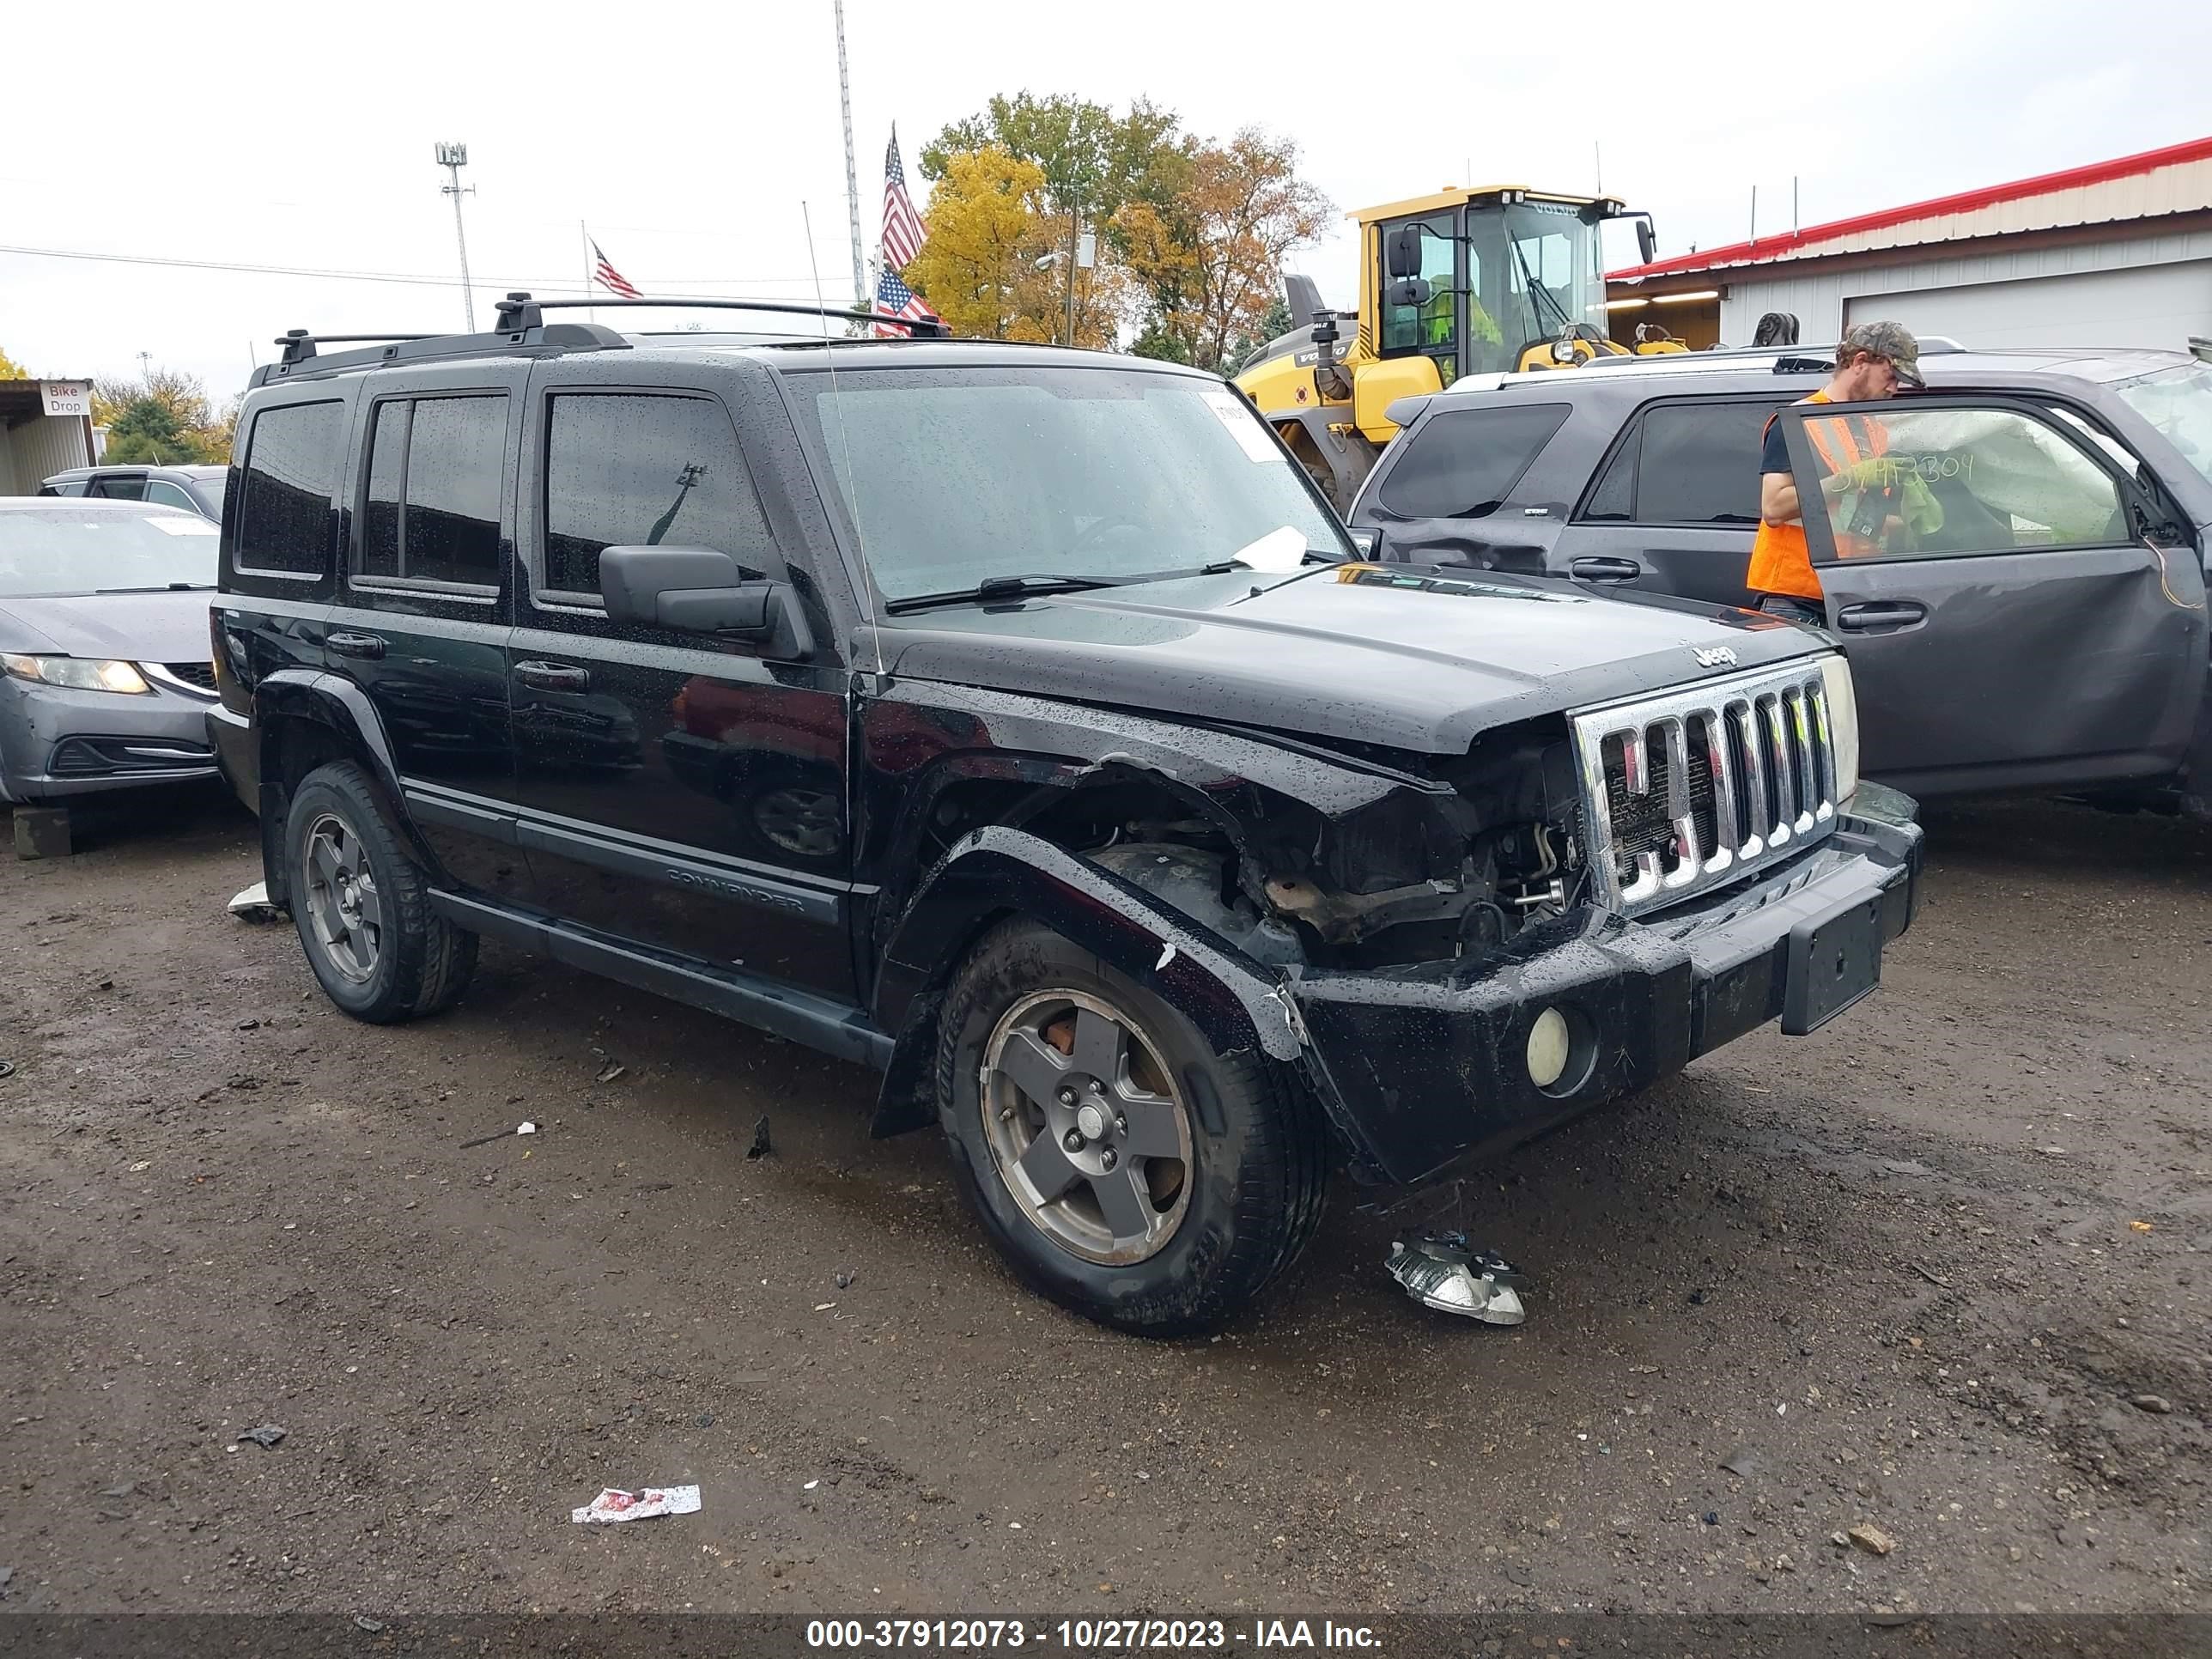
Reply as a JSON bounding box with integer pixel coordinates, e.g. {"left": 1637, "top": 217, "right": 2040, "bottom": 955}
{"left": 253, "top": 292, "right": 957, "bottom": 389}
{"left": 492, "top": 292, "right": 951, "bottom": 339}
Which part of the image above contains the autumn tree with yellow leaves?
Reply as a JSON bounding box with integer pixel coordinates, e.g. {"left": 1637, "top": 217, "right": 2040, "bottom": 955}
{"left": 909, "top": 96, "right": 1327, "bottom": 373}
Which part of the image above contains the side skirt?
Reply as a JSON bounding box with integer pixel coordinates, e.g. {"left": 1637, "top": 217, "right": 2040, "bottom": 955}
{"left": 429, "top": 890, "right": 893, "bottom": 1071}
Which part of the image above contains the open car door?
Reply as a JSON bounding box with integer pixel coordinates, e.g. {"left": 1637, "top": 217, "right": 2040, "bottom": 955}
{"left": 1778, "top": 395, "right": 2206, "bottom": 799}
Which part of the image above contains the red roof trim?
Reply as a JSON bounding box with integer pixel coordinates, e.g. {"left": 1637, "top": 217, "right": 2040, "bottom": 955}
{"left": 1609, "top": 132, "right": 2212, "bottom": 281}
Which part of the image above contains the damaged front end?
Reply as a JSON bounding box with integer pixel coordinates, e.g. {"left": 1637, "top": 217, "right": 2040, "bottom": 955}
{"left": 870, "top": 667, "right": 1920, "bottom": 1191}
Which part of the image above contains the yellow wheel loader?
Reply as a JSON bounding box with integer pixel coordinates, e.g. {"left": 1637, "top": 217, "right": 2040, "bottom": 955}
{"left": 1234, "top": 187, "right": 1681, "bottom": 508}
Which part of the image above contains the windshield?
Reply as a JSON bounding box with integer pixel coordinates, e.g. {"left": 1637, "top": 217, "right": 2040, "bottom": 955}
{"left": 0, "top": 507, "right": 220, "bottom": 596}
{"left": 1466, "top": 203, "right": 1607, "bottom": 370}
{"left": 2113, "top": 361, "right": 2212, "bottom": 488}
{"left": 793, "top": 365, "right": 1351, "bottom": 603}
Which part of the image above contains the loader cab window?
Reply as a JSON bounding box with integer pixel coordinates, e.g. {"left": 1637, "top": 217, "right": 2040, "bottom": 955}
{"left": 1378, "top": 213, "right": 1461, "bottom": 387}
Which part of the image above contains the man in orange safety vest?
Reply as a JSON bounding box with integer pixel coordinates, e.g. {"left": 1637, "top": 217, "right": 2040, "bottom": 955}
{"left": 1748, "top": 320, "right": 1923, "bottom": 625}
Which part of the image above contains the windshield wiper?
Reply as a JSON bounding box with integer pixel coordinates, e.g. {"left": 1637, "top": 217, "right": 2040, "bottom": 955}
{"left": 884, "top": 573, "right": 1126, "bottom": 614}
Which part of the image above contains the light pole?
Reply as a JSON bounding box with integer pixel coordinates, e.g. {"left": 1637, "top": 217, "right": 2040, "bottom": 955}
{"left": 435, "top": 143, "right": 477, "bottom": 331}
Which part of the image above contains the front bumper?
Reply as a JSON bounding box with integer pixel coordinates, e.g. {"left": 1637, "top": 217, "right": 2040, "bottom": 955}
{"left": 0, "top": 679, "right": 220, "bottom": 804}
{"left": 1291, "top": 797, "right": 1922, "bottom": 1186}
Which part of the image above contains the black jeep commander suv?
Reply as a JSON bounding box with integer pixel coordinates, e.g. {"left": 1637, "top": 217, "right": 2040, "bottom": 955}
{"left": 208, "top": 295, "right": 1921, "bottom": 1334}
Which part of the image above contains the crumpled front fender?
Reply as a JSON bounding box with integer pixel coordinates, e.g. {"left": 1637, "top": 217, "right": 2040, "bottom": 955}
{"left": 867, "top": 825, "right": 1306, "bottom": 1140}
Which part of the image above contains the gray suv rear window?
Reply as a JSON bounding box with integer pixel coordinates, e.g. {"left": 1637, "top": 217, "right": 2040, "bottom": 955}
{"left": 1376, "top": 404, "right": 1569, "bottom": 519}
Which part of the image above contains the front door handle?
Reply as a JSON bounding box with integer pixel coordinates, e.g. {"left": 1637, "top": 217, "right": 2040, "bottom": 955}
{"left": 514, "top": 660, "right": 591, "bottom": 691}
{"left": 1570, "top": 556, "right": 1644, "bottom": 582}
{"left": 327, "top": 631, "right": 386, "bottom": 660}
{"left": 1833, "top": 600, "right": 1928, "bottom": 633}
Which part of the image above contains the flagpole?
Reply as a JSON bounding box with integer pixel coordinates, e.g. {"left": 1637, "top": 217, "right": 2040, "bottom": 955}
{"left": 580, "top": 221, "right": 594, "bottom": 322}
{"left": 833, "top": 0, "right": 866, "bottom": 310}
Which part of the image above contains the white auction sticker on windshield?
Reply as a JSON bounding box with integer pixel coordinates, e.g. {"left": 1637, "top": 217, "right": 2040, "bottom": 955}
{"left": 1199, "top": 388, "right": 1279, "bottom": 463}
{"left": 149, "top": 517, "right": 218, "bottom": 535}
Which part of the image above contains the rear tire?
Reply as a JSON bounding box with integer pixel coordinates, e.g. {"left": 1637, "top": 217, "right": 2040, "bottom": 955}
{"left": 934, "top": 918, "right": 1329, "bottom": 1335}
{"left": 284, "top": 761, "right": 476, "bottom": 1023}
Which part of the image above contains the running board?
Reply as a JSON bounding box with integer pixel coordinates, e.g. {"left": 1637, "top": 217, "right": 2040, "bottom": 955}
{"left": 428, "top": 890, "right": 894, "bottom": 1070}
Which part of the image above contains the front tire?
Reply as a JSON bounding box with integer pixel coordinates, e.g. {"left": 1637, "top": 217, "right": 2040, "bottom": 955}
{"left": 935, "top": 919, "right": 1329, "bottom": 1335}
{"left": 284, "top": 761, "right": 475, "bottom": 1023}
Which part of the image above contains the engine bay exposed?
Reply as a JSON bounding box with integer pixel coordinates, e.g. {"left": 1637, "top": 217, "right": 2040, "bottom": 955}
{"left": 1066, "top": 718, "right": 1593, "bottom": 971}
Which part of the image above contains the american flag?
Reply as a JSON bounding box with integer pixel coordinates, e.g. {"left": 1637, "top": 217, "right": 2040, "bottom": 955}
{"left": 880, "top": 128, "right": 925, "bottom": 270}
{"left": 873, "top": 266, "right": 938, "bottom": 337}
{"left": 592, "top": 240, "right": 640, "bottom": 300}
{"left": 872, "top": 127, "right": 939, "bottom": 337}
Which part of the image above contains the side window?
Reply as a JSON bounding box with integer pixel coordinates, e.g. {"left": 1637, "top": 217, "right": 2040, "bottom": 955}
{"left": 1580, "top": 424, "right": 1638, "bottom": 521}
{"left": 146, "top": 480, "right": 198, "bottom": 512}
{"left": 542, "top": 392, "right": 779, "bottom": 600}
{"left": 359, "top": 402, "right": 407, "bottom": 577}
{"left": 1800, "top": 404, "right": 2128, "bottom": 562}
{"left": 235, "top": 401, "right": 346, "bottom": 576}
{"left": 1375, "top": 404, "right": 1570, "bottom": 520}
{"left": 356, "top": 396, "right": 507, "bottom": 587}
{"left": 1631, "top": 403, "right": 1776, "bottom": 525}
{"left": 88, "top": 475, "right": 148, "bottom": 501}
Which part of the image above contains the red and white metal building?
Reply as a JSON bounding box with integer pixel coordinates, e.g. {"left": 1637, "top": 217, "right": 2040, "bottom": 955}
{"left": 1607, "top": 135, "right": 2212, "bottom": 352}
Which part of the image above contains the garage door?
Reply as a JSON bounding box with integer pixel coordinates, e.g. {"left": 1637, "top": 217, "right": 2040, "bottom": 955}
{"left": 1845, "top": 261, "right": 2212, "bottom": 351}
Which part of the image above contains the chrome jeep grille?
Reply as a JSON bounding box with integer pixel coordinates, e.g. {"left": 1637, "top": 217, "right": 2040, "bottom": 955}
{"left": 1570, "top": 659, "right": 1839, "bottom": 915}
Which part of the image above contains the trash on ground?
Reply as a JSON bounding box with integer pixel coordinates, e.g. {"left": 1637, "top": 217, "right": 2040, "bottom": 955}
{"left": 570, "top": 1485, "right": 701, "bottom": 1524}
{"left": 594, "top": 1060, "right": 626, "bottom": 1085}
{"left": 0, "top": 1060, "right": 15, "bottom": 1079}
{"left": 238, "top": 1424, "right": 287, "bottom": 1449}
{"left": 747, "top": 1115, "right": 772, "bottom": 1159}
{"left": 2129, "top": 1219, "right": 2154, "bottom": 1233}
{"left": 227, "top": 882, "right": 285, "bottom": 924}
{"left": 834, "top": 1271, "right": 855, "bottom": 1291}
{"left": 1384, "top": 1231, "right": 1525, "bottom": 1324}
{"left": 459, "top": 1121, "right": 536, "bottom": 1149}
{"left": 803, "top": 1479, "right": 820, "bottom": 1491}
{"left": 1847, "top": 1523, "right": 1897, "bottom": 1556}
{"left": 353, "top": 1616, "right": 386, "bottom": 1632}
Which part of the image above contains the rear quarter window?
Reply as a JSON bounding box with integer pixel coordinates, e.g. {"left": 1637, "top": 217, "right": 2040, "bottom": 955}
{"left": 1581, "top": 398, "right": 1784, "bottom": 525}
{"left": 234, "top": 400, "right": 347, "bottom": 577}
{"left": 1376, "top": 404, "right": 1570, "bottom": 519}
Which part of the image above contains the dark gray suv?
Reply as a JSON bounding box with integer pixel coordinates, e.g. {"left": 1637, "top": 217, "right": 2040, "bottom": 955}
{"left": 1349, "top": 345, "right": 2212, "bottom": 813}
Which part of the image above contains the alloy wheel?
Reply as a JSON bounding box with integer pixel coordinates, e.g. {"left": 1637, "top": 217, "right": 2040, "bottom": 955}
{"left": 979, "top": 990, "right": 1194, "bottom": 1266}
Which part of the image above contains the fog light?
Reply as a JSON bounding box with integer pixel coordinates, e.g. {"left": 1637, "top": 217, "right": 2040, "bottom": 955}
{"left": 1527, "top": 1007, "right": 1571, "bottom": 1090}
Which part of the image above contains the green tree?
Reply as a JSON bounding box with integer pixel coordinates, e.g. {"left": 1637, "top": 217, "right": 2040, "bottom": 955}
{"left": 93, "top": 368, "right": 232, "bottom": 465}
{"left": 0, "top": 344, "right": 31, "bottom": 380}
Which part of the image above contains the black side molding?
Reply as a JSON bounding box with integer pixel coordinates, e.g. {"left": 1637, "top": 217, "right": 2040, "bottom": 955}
{"left": 429, "top": 890, "right": 891, "bottom": 1069}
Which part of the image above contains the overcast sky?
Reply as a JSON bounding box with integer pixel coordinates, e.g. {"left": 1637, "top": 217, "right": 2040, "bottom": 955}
{"left": 4, "top": 0, "right": 2205, "bottom": 404}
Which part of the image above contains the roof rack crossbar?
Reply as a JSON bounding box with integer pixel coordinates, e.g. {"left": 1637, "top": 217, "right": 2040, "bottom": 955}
{"left": 275, "top": 328, "right": 438, "bottom": 366}
{"left": 492, "top": 292, "right": 951, "bottom": 340}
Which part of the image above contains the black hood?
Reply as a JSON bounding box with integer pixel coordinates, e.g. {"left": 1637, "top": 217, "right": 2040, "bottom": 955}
{"left": 869, "top": 567, "right": 1826, "bottom": 756}
{"left": 0, "top": 590, "right": 217, "bottom": 666}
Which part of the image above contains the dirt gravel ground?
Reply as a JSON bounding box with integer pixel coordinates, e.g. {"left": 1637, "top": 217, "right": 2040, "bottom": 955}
{"left": 1, "top": 788, "right": 2206, "bottom": 1620}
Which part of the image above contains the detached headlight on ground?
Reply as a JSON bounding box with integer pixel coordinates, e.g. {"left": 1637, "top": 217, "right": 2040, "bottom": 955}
{"left": 1819, "top": 653, "right": 1860, "bottom": 805}
{"left": 1, "top": 654, "right": 151, "bottom": 695}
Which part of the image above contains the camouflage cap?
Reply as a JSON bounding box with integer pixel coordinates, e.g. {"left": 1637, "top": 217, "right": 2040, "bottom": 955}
{"left": 1840, "top": 319, "right": 1923, "bottom": 386}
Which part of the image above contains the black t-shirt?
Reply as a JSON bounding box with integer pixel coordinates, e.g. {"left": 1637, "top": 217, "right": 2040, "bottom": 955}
{"left": 1759, "top": 415, "right": 1790, "bottom": 477}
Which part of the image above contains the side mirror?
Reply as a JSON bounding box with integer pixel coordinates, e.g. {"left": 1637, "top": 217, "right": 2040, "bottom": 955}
{"left": 1386, "top": 277, "right": 1434, "bottom": 309}
{"left": 1344, "top": 527, "right": 1381, "bottom": 560}
{"left": 1636, "top": 216, "right": 1657, "bottom": 266}
{"left": 1384, "top": 224, "right": 1425, "bottom": 281}
{"left": 599, "top": 545, "right": 811, "bottom": 655}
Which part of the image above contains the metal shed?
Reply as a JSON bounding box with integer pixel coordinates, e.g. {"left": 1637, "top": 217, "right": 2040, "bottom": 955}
{"left": 1, "top": 379, "right": 98, "bottom": 493}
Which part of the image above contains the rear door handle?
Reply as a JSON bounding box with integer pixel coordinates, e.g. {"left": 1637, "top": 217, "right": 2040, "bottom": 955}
{"left": 514, "top": 660, "right": 591, "bottom": 691}
{"left": 1570, "top": 556, "right": 1644, "bottom": 582}
{"left": 1833, "top": 600, "right": 1927, "bottom": 633}
{"left": 327, "top": 631, "right": 386, "bottom": 660}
